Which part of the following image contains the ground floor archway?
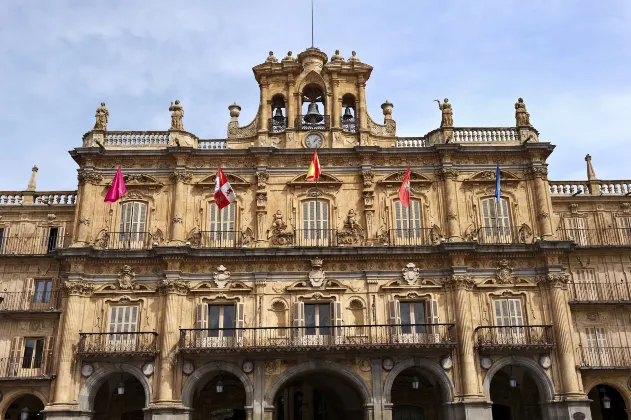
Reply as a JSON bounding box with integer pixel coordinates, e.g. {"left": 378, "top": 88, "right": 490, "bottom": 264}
{"left": 93, "top": 372, "right": 147, "bottom": 420}
{"left": 390, "top": 366, "right": 442, "bottom": 420}
{"left": 2, "top": 394, "right": 45, "bottom": 420}
{"left": 192, "top": 371, "right": 247, "bottom": 420}
{"left": 489, "top": 364, "right": 542, "bottom": 420}
{"left": 588, "top": 385, "right": 628, "bottom": 420}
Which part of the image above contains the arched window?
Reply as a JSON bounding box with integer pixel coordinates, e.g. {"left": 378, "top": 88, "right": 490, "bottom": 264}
{"left": 341, "top": 94, "right": 357, "bottom": 133}
{"left": 300, "top": 200, "right": 330, "bottom": 246}
{"left": 270, "top": 94, "right": 287, "bottom": 133}
{"left": 118, "top": 201, "right": 147, "bottom": 249}
{"left": 392, "top": 200, "right": 423, "bottom": 245}
{"left": 480, "top": 197, "right": 511, "bottom": 243}
{"left": 208, "top": 203, "right": 236, "bottom": 247}
{"left": 299, "top": 84, "right": 327, "bottom": 130}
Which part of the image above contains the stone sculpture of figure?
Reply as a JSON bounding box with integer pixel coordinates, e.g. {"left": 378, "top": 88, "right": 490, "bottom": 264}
{"left": 266, "top": 51, "right": 278, "bottom": 63}
{"left": 346, "top": 209, "right": 358, "bottom": 230}
{"left": 94, "top": 102, "right": 109, "bottom": 131}
{"left": 272, "top": 210, "right": 286, "bottom": 231}
{"left": 434, "top": 98, "right": 453, "bottom": 127}
{"left": 331, "top": 49, "right": 345, "bottom": 63}
{"left": 515, "top": 97, "right": 531, "bottom": 126}
{"left": 348, "top": 51, "right": 360, "bottom": 62}
{"left": 282, "top": 51, "right": 296, "bottom": 62}
{"left": 169, "top": 100, "right": 184, "bottom": 130}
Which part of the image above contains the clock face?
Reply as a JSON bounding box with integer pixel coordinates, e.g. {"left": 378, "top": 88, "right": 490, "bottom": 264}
{"left": 305, "top": 133, "right": 323, "bottom": 148}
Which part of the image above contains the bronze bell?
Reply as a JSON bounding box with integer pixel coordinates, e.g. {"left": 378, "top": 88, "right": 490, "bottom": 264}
{"left": 303, "top": 102, "right": 324, "bottom": 124}
{"left": 273, "top": 107, "right": 284, "bottom": 121}
{"left": 343, "top": 106, "right": 354, "bottom": 121}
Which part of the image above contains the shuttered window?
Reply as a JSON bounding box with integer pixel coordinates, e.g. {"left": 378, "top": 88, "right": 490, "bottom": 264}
{"left": 393, "top": 200, "right": 422, "bottom": 244}
{"left": 301, "top": 200, "right": 329, "bottom": 245}
{"left": 108, "top": 306, "right": 138, "bottom": 337}
{"left": 304, "top": 303, "right": 331, "bottom": 336}
{"left": 209, "top": 203, "right": 236, "bottom": 245}
{"left": 494, "top": 299, "right": 524, "bottom": 327}
{"left": 564, "top": 217, "right": 587, "bottom": 246}
{"left": 481, "top": 198, "right": 511, "bottom": 243}
{"left": 119, "top": 202, "right": 147, "bottom": 242}
{"left": 33, "top": 279, "right": 52, "bottom": 303}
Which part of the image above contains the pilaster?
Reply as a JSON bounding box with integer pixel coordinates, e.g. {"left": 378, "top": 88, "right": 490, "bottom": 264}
{"left": 438, "top": 167, "right": 461, "bottom": 241}
{"left": 170, "top": 169, "right": 191, "bottom": 244}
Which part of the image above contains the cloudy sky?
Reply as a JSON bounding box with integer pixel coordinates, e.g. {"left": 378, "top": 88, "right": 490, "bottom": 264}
{"left": 0, "top": 0, "right": 629, "bottom": 190}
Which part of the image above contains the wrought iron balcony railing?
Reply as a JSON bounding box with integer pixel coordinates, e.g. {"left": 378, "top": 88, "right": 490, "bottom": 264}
{"left": 341, "top": 118, "right": 358, "bottom": 133}
{"left": 557, "top": 228, "right": 631, "bottom": 247}
{"left": 94, "top": 232, "right": 153, "bottom": 250}
{"left": 0, "top": 354, "right": 54, "bottom": 379}
{"left": 0, "top": 291, "right": 62, "bottom": 312}
{"left": 569, "top": 282, "right": 631, "bottom": 303}
{"left": 295, "top": 115, "right": 330, "bottom": 131}
{"left": 77, "top": 332, "right": 159, "bottom": 358}
{"left": 577, "top": 346, "right": 631, "bottom": 369}
{"left": 179, "top": 324, "right": 456, "bottom": 353}
{"left": 383, "top": 228, "right": 439, "bottom": 246}
{"left": 294, "top": 229, "right": 340, "bottom": 247}
{"left": 476, "top": 226, "right": 534, "bottom": 244}
{"left": 475, "top": 325, "right": 554, "bottom": 350}
{"left": 0, "top": 234, "right": 67, "bottom": 255}
{"left": 191, "top": 230, "right": 243, "bottom": 248}
{"left": 268, "top": 117, "right": 287, "bottom": 134}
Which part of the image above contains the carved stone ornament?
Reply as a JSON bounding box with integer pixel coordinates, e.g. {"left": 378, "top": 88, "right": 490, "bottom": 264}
{"left": 256, "top": 171, "right": 269, "bottom": 188}
{"left": 268, "top": 210, "right": 294, "bottom": 246}
{"left": 118, "top": 265, "right": 139, "bottom": 290}
{"left": 47, "top": 213, "right": 57, "bottom": 221}
{"left": 78, "top": 172, "right": 103, "bottom": 185}
{"left": 308, "top": 258, "right": 326, "bottom": 288}
{"left": 79, "top": 217, "right": 90, "bottom": 226}
{"left": 361, "top": 170, "right": 374, "bottom": 187}
{"left": 438, "top": 167, "right": 459, "bottom": 180}
{"left": 495, "top": 259, "right": 515, "bottom": 284}
{"left": 62, "top": 280, "right": 95, "bottom": 296}
{"left": 172, "top": 216, "right": 184, "bottom": 224}
{"left": 157, "top": 278, "right": 190, "bottom": 295}
{"left": 528, "top": 167, "right": 548, "bottom": 180}
{"left": 94, "top": 102, "right": 109, "bottom": 131}
{"left": 171, "top": 170, "right": 192, "bottom": 183}
{"left": 336, "top": 209, "right": 363, "bottom": 245}
{"left": 435, "top": 98, "right": 453, "bottom": 127}
{"left": 401, "top": 263, "right": 421, "bottom": 286}
{"left": 213, "top": 265, "right": 231, "bottom": 289}
{"left": 542, "top": 273, "right": 570, "bottom": 288}
{"left": 444, "top": 274, "right": 475, "bottom": 290}
{"left": 186, "top": 227, "right": 202, "bottom": 247}
{"left": 169, "top": 100, "right": 184, "bottom": 131}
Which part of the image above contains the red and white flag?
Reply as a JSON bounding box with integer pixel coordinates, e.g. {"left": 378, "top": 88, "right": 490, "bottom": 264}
{"left": 214, "top": 168, "right": 236, "bottom": 209}
{"left": 398, "top": 165, "right": 411, "bottom": 208}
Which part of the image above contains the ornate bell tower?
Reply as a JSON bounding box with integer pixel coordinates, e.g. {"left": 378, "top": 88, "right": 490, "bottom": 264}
{"left": 226, "top": 48, "right": 396, "bottom": 149}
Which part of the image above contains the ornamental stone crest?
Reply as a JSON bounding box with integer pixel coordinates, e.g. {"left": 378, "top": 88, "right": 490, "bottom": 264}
{"left": 308, "top": 258, "right": 326, "bottom": 288}
{"left": 268, "top": 210, "right": 294, "bottom": 246}
{"left": 495, "top": 260, "right": 515, "bottom": 284}
{"left": 213, "top": 265, "right": 231, "bottom": 289}
{"left": 337, "top": 209, "right": 363, "bottom": 245}
{"left": 118, "top": 265, "right": 139, "bottom": 290}
{"left": 401, "top": 263, "right": 421, "bottom": 286}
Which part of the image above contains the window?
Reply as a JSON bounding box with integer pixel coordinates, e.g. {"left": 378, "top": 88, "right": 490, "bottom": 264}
{"left": 208, "top": 203, "right": 236, "bottom": 246}
{"left": 108, "top": 306, "right": 138, "bottom": 350}
{"left": 393, "top": 200, "right": 422, "bottom": 245}
{"left": 8, "top": 336, "right": 54, "bottom": 377}
{"left": 563, "top": 217, "right": 587, "bottom": 246}
{"left": 481, "top": 197, "right": 511, "bottom": 243}
{"left": 292, "top": 301, "right": 342, "bottom": 344}
{"left": 0, "top": 227, "right": 5, "bottom": 253}
{"left": 400, "top": 302, "right": 426, "bottom": 334}
{"left": 33, "top": 280, "right": 52, "bottom": 303}
{"left": 614, "top": 216, "right": 631, "bottom": 245}
{"left": 22, "top": 338, "right": 45, "bottom": 369}
{"left": 584, "top": 327, "right": 610, "bottom": 366}
{"left": 301, "top": 200, "right": 329, "bottom": 245}
{"left": 494, "top": 299, "right": 524, "bottom": 344}
{"left": 572, "top": 269, "right": 599, "bottom": 301}
{"left": 47, "top": 227, "right": 60, "bottom": 252}
{"left": 195, "top": 303, "right": 245, "bottom": 347}
{"left": 209, "top": 305, "right": 235, "bottom": 337}
{"left": 388, "top": 299, "right": 440, "bottom": 342}
{"left": 304, "top": 303, "right": 331, "bottom": 336}
{"left": 119, "top": 202, "right": 147, "bottom": 246}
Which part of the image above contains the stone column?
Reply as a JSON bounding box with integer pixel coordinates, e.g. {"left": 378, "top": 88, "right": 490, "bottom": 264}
{"left": 52, "top": 279, "right": 95, "bottom": 405}
{"left": 439, "top": 167, "right": 461, "bottom": 241}
{"left": 156, "top": 273, "right": 190, "bottom": 404}
{"left": 74, "top": 172, "right": 103, "bottom": 246}
{"left": 286, "top": 78, "right": 295, "bottom": 129}
{"left": 357, "top": 78, "right": 367, "bottom": 130}
{"left": 170, "top": 170, "right": 191, "bottom": 244}
{"left": 444, "top": 274, "right": 480, "bottom": 400}
{"left": 332, "top": 76, "right": 340, "bottom": 128}
{"left": 260, "top": 77, "right": 270, "bottom": 132}
{"left": 542, "top": 272, "right": 583, "bottom": 398}
{"left": 530, "top": 166, "right": 553, "bottom": 239}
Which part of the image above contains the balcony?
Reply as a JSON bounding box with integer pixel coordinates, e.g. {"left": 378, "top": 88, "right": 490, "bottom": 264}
{"left": 341, "top": 118, "right": 358, "bottom": 133}
{"left": 476, "top": 226, "right": 534, "bottom": 245}
{"left": 191, "top": 231, "right": 244, "bottom": 248}
{"left": 475, "top": 326, "right": 554, "bottom": 351}
{"left": 0, "top": 355, "right": 53, "bottom": 380}
{"left": 381, "top": 228, "right": 439, "bottom": 246}
{"left": 95, "top": 232, "right": 153, "bottom": 250}
{"left": 0, "top": 234, "right": 67, "bottom": 256}
{"left": 268, "top": 117, "right": 287, "bottom": 134}
{"left": 0, "top": 291, "right": 62, "bottom": 312}
{"left": 295, "top": 115, "right": 330, "bottom": 131}
{"left": 577, "top": 347, "right": 631, "bottom": 369}
{"left": 77, "top": 332, "right": 159, "bottom": 358}
{"left": 179, "top": 324, "right": 456, "bottom": 354}
{"left": 557, "top": 228, "right": 631, "bottom": 247}
{"left": 569, "top": 282, "right": 631, "bottom": 303}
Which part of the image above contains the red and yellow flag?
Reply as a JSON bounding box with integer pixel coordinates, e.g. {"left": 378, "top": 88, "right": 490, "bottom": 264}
{"left": 398, "top": 165, "right": 411, "bottom": 208}
{"left": 306, "top": 150, "right": 321, "bottom": 181}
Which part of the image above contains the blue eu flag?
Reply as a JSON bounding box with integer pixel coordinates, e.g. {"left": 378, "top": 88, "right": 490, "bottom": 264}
{"left": 495, "top": 164, "right": 501, "bottom": 204}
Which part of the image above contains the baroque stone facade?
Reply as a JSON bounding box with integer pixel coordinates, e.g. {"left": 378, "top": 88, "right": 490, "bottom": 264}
{"left": 0, "top": 47, "right": 629, "bottom": 420}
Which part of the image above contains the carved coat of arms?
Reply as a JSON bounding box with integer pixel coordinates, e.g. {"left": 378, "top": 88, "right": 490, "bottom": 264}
{"left": 118, "top": 265, "right": 139, "bottom": 290}
{"left": 308, "top": 258, "right": 326, "bottom": 288}
{"left": 213, "top": 265, "right": 231, "bottom": 289}
{"left": 401, "top": 263, "right": 421, "bottom": 286}
{"left": 496, "top": 260, "right": 515, "bottom": 284}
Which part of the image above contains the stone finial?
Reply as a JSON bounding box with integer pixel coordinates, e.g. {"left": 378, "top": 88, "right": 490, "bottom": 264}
{"left": 586, "top": 154, "right": 598, "bottom": 180}
{"left": 381, "top": 100, "right": 394, "bottom": 120}
{"left": 265, "top": 51, "right": 278, "bottom": 63}
{"left": 93, "top": 102, "right": 109, "bottom": 131}
{"left": 434, "top": 98, "right": 453, "bottom": 128}
{"left": 515, "top": 97, "right": 531, "bottom": 126}
{"left": 282, "top": 51, "right": 296, "bottom": 62}
{"left": 27, "top": 165, "right": 38, "bottom": 191}
{"left": 229, "top": 103, "right": 241, "bottom": 122}
{"left": 331, "top": 49, "right": 345, "bottom": 63}
{"left": 348, "top": 51, "right": 360, "bottom": 62}
{"left": 169, "top": 100, "right": 184, "bottom": 130}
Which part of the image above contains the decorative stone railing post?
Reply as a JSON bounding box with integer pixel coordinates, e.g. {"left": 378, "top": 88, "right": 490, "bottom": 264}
{"left": 331, "top": 76, "right": 340, "bottom": 129}
{"left": 286, "top": 78, "right": 295, "bottom": 129}
{"left": 156, "top": 264, "right": 190, "bottom": 403}
{"left": 438, "top": 167, "right": 460, "bottom": 240}
{"left": 259, "top": 76, "right": 270, "bottom": 133}
{"left": 73, "top": 171, "right": 103, "bottom": 246}
{"left": 170, "top": 170, "right": 191, "bottom": 244}
{"left": 443, "top": 273, "right": 481, "bottom": 399}
{"left": 528, "top": 166, "right": 553, "bottom": 239}
{"left": 52, "top": 278, "right": 95, "bottom": 405}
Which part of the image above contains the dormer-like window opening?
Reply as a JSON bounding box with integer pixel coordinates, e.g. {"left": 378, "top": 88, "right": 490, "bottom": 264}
{"left": 270, "top": 94, "right": 287, "bottom": 133}
{"left": 299, "top": 84, "right": 328, "bottom": 130}
{"left": 341, "top": 94, "right": 358, "bottom": 133}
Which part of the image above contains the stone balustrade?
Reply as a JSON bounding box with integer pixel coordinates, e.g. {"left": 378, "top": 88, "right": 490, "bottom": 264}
{"left": 104, "top": 131, "right": 171, "bottom": 147}
{"left": 549, "top": 180, "right": 631, "bottom": 196}
{"left": 598, "top": 182, "right": 631, "bottom": 195}
{"left": 0, "top": 192, "right": 24, "bottom": 205}
{"left": 395, "top": 137, "right": 428, "bottom": 148}
{"left": 548, "top": 181, "right": 590, "bottom": 195}
{"left": 198, "top": 139, "right": 228, "bottom": 149}
{"left": 452, "top": 127, "right": 519, "bottom": 143}
{"left": 0, "top": 191, "right": 76, "bottom": 205}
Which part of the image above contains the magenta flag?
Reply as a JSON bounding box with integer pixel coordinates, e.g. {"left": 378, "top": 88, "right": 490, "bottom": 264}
{"left": 104, "top": 167, "right": 127, "bottom": 203}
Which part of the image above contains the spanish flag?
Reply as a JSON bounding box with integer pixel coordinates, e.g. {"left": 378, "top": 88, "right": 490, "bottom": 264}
{"left": 306, "top": 149, "right": 321, "bottom": 181}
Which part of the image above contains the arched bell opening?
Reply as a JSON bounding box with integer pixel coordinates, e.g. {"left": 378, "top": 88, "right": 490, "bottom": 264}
{"left": 192, "top": 372, "right": 247, "bottom": 420}
{"left": 489, "top": 365, "right": 542, "bottom": 420}
{"left": 299, "top": 84, "right": 328, "bottom": 130}
{"left": 93, "top": 372, "right": 147, "bottom": 420}
{"left": 341, "top": 94, "right": 358, "bottom": 133}
{"left": 588, "top": 384, "right": 628, "bottom": 420}
{"left": 270, "top": 94, "right": 287, "bottom": 133}
{"left": 2, "top": 395, "right": 45, "bottom": 420}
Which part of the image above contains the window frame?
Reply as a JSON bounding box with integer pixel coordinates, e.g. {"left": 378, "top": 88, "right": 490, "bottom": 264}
{"left": 299, "top": 199, "right": 331, "bottom": 245}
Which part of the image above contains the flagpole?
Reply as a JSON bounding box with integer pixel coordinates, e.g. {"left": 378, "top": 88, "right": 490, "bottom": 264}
{"left": 315, "top": 176, "right": 319, "bottom": 246}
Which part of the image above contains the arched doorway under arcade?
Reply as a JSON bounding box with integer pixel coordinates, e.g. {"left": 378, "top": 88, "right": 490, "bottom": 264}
{"left": 1, "top": 394, "right": 45, "bottom": 420}
{"left": 588, "top": 384, "right": 628, "bottom": 420}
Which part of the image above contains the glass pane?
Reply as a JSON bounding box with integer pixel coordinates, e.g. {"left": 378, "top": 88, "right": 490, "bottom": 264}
{"left": 34, "top": 339, "right": 44, "bottom": 368}
{"left": 318, "top": 304, "right": 330, "bottom": 335}
{"left": 22, "top": 340, "right": 35, "bottom": 368}
{"left": 401, "top": 303, "right": 411, "bottom": 334}
{"left": 209, "top": 306, "right": 220, "bottom": 337}
{"left": 413, "top": 302, "right": 425, "bottom": 333}
{"left": 305, "top": 304, "right": 316, "bottom": 335}
{"left": 223, "top": 305, "right": 235, "bottom": 337}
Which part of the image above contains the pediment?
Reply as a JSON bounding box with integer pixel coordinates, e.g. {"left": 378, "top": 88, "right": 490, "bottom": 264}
{"left": 287, "top": 173, "right": 343, "bottom": 187}
{"left": 465, "top": 170, "right": 521, "bottom": 183}
{"left": 107, "top": 174, "right": 164, "bottom": 187}
{"left": 196, "top": 173, "right": 250, "bottom": 188}
{"left": 378, "top": 171, "right": 432, "bottom": 186}
{"left": 286, "top": 279, "right": 348, "bottom": 292}
{"left": 191, "top": 280, "right": 253, "bottom": 293}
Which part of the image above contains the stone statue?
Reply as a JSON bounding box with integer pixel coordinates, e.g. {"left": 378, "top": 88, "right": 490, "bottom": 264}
{"left": 515, "top": 97, "right": 531, "bottom": 126}
{"left": 331, "top": 50, "right": 345, "bottom": 63}
{"left": 272, "top": 210, "right": 286, "bottom": 232}
{"left": 169, "top": 100, "right": 184, "bottom": 130}
{"left": 348, "top": 51, "right": 360, "bottom": 62}
{"left": 434, "top": 98, "right": 453, "bottom": 127}
{"left": 282, "top": 51, "right": 296, "bottom": 62}
{"left": 345, "top": 209, "right": 358, "bottom": 230}
{"left": 265, "top": 51, "right": 278, "bottom": 63}
{"left": 94, "top": 102, "right": 109, "bottom": 131}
